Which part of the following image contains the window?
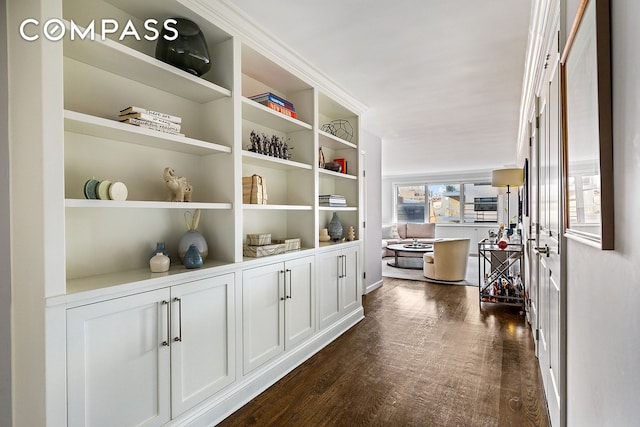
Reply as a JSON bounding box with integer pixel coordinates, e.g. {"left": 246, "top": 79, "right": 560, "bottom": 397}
{"left": 462, "top": 183, "right": 498, "bottom": 223}
{"left": 427, "top": 184, "right": 460, "bottom": 223}
{"left": 395, "top": 184, "right": 426, "bottom": 222}
{"left": 394, "top": 181, "right": 501, "bottom": 224}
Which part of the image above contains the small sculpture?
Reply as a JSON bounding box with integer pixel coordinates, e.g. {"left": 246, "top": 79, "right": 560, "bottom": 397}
{"left": 164, "top": 167, "right": 192, "bottom": 202}
{"left": 347, "top": 226, "right": 356, "bottom": 241}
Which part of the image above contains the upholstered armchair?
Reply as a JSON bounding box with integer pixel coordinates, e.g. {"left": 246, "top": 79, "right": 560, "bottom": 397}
{"left": 423, "top": 238, "right": 471, "bottom": 282}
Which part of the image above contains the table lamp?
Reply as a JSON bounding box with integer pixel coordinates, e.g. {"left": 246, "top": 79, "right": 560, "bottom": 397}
{"left": 491, "top": 168, "right": 524, "bottom": 227}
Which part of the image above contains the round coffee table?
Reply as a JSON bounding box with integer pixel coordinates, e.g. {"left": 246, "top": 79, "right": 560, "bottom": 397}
{"left": 386, "top": 243, "right": 433, "bottom": 269}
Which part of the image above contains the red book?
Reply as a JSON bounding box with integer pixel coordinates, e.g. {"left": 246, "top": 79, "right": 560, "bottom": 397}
{"left": 333, "top": 158, "right": 346, "bottom": 174}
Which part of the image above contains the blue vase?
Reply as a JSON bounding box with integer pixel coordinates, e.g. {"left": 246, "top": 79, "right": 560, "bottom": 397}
{"left": 150, "top": 242, "right": 170, "bottom": 260}
{"left": 178, "top": 230, "right": 208, "bottom": 262}
{"left": 328, "top": 212, "right": 343, "bottom": 241}
{"left": 183, "top": 244, "right": 203, "bottom": 269}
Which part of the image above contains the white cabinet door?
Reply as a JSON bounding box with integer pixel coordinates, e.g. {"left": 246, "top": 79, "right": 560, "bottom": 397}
{"left": 170, "top": 273, "right": 236, "bottom": 416}
{"left": 341, "top": 246, "right": 360, "bottom": 314}
{"left": 284, "top": 255, "right": 315, "bottom": 349}
{"left": 67, "top": 289, "right": 171, "bottom": 427}
{"left": 242, "top": 263, "right": 285, "bottom": 374}
{"left": 316, "top": 249, "right": 342, "bottom": 330}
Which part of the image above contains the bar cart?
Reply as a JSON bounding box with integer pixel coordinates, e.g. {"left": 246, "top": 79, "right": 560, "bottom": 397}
{"left": 478, "top": 238, "right": 525, "bottom": 309}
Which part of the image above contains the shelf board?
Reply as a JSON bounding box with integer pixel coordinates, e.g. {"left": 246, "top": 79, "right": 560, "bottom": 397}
{"left": 242, "top": 98, "right": 312, "bottom": 132}
{"left": 318, "top": 130, "right": 357, "bottom": 150}
{"left": 243, "top": 204, "right": 313, "bottom": 211}
{"left": 65, "top": 199, "right": 232, "bottom": 210}
{"left": 64, "top": 259, "right": 230, "bottom": 296}
{"left": 318, "top": 168, "right": 357, "bottom": 180}
{"left": 63, "top": 23, "right": 231, "bottom": 103}
{"left": 318, "top": 206, "right": 358, "bottom": 212}
{"left": 242, "top": 150, "right": 312, "bottom": 171}
{"left": 64, "top": 110, "right": 231, "bottom": 156}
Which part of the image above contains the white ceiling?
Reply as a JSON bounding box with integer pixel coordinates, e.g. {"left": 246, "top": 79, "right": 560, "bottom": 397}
{"left": 227, "top": 0, "right": 532, "bottom": 177}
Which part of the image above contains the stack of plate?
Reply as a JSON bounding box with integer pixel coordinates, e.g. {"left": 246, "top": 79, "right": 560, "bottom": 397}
{"left": 83, "top": 179, "right": 128, "bottom": 201}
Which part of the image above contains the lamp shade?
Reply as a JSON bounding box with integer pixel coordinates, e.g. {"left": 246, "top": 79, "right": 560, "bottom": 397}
{"left": 491, "top": 168, "right": 524, "bottom": 187}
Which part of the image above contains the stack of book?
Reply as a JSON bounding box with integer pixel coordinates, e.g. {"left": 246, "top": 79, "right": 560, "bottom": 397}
{"left": 249, "top": 92, "right": 296, "bottom": 119}
{"left": 319, "top": 194, "right": 347, "bottom": 207}
{"left": 118, "top": 106, "right": 184, "bottom": 136}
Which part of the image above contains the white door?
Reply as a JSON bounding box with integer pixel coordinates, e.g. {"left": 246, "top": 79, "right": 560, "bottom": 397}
{"left": 341, "top": 246, "right": 360, "bottom": 313}
{"left": 170, "top": 274, "right": 236, "bottom": 416}
{"left": 242, "top": 263, "right": 285, "bottom": 374}
{"left": 534, "top": 30, "right": 564, "bottom": 427}
{"left": 284, "top": 255, "right": 315, "bottom": 349}
{"left": 67, "top": 289, "right": 171, "bottom": 427}
{"left": 317, "top": 249, "right": 342, "bottom": 329}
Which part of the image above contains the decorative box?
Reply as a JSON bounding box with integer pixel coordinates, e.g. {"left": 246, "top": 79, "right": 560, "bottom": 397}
{"left": 273, "top": 238, "right": 301, "bottom": 252}
{"left": 243, "top": 243, "right": 286, "bottom": 257}
{"left": 242, "top": 175, "right": 268, "bottom": 204}
{"left": 247, "top": 233, "right": 271, "bottom": 246}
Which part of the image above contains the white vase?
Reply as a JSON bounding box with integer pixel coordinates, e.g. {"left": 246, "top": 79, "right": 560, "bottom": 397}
{"left": 150, "top": 252, "right": 170, "bottom": 273}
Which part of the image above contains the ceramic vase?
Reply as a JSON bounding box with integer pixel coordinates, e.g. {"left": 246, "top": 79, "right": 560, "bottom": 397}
{"left": 183, "top": 244, "right": 203, "bottom": 269}
{"left": 150, "top": 242, "right": 170, "bottom": 260}
{"left": 178, "top": 230, "right": 208, "bottom": 262}
{"left": 150, "top": 252, "right": 170, "bottom": 273}
{"left": 155, "top": 18, "right": 211, "bottom": 76}
{"left": 328, "top": 212, "right": 343, "bottom": 241}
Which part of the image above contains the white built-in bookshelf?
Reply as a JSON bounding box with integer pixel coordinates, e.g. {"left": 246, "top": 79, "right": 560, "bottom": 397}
{"left": 42, "top": 0, "right": 363, "bottom": 294}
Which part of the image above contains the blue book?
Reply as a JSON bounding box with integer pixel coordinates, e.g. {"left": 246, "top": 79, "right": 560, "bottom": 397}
{"left": 249, "top": 92, "right": 295, "bottom": 111}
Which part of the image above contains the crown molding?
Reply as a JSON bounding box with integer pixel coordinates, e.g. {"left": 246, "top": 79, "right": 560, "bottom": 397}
{"left": 184, "top": 0, "right": 368, "bottom": 115}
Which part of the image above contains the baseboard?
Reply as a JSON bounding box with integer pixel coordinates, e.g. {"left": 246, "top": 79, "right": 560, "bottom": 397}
{"left": 365, "top": 279, "right": 383, "bottom": 294}
{"left": 174, "top": 307, "right": 365, "bottom": 426}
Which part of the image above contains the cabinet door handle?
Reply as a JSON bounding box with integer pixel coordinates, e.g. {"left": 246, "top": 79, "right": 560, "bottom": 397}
{"left": 280, "top": 270, "right": 286, "bottom": 301}
{"left": 173, "top": 297, "right": 182, "bottom": 342}
{"left": 340, "top": 255, "right": 347, "bottom": 279}
{"left": 286, "top": 268, "right": 292, "bottom": 299}
{"left": 343, "top": 255, "right": 347, "bottom": 278}
{"left": 161, "top": 300, "right": 170, "bottom": 347}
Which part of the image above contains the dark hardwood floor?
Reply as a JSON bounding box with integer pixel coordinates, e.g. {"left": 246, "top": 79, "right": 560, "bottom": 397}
{"left": 219, "top": 277, "right": 550, "bottom": 426}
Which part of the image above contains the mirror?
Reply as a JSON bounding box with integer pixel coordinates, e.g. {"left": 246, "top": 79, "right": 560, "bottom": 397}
{"left": 561, "top": 0, "right": 613, "bottom": 249}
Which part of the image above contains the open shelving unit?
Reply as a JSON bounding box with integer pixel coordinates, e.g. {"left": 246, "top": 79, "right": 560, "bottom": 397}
{"left": 17, "top": 0, "right": 364, "bottom": 296}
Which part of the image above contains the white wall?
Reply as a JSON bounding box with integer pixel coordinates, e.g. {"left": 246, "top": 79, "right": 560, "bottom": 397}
{"left": 361, "top": 129, "right": 382, "bottom": 293}
{"left": 0, "top": 1, "right": 12, "bottom": 425}
{"left": 564, "top": 1, "right": 640, "bottom": 425}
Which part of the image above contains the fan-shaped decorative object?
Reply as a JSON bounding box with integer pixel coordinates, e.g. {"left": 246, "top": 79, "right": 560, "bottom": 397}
{"left": 321, "top": 120, "right": 353, "bottom": 142}
{"left": 330, "top": 119, "right": 353, "bottom": 142}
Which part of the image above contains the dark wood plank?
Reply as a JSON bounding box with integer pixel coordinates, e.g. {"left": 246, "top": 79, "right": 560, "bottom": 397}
{"left": 219, "top": 278, "right": 550, "bottom": 427}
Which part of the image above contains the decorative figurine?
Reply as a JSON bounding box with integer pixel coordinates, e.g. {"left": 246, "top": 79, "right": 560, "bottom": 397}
{"left": 164, "top": 167, "right": 192, "bottom": 202}
{"left": 347, "top": 226, "right": 356, "bottom": 242}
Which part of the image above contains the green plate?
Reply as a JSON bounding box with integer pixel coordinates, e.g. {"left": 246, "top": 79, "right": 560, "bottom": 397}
{"left": 97, "top": 180, "right": 111, "bottom": 200}
{"left": 83, "top": 179, "right": 100, "bottom": 199}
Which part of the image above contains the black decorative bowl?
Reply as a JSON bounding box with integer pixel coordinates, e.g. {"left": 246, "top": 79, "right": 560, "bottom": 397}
{"left": 155, "top": 18, "right": 211, "bottom": 77}
{"left": 324, "top": 162, "right": 342, "bottom": 173}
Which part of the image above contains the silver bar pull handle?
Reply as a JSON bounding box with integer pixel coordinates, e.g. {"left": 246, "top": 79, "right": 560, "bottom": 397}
{"left": 286, "top": 269, "right": 292, "bottom": 299}
{"left": 173, "top": 297, "right": 182, "bottom": 342}
{"left": 161, "top": 300, "right": 170, "bottom": 347}
{"left": 280, "top": 270, "right": 286, "bottom": 300}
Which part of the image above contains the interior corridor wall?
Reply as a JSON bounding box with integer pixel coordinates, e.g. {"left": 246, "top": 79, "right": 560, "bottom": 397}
{"left": 563, "top": 1, "right": 640, "bottom": 425}
{"left": 361, "top": 129, "right": 382, "bottom": 292}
